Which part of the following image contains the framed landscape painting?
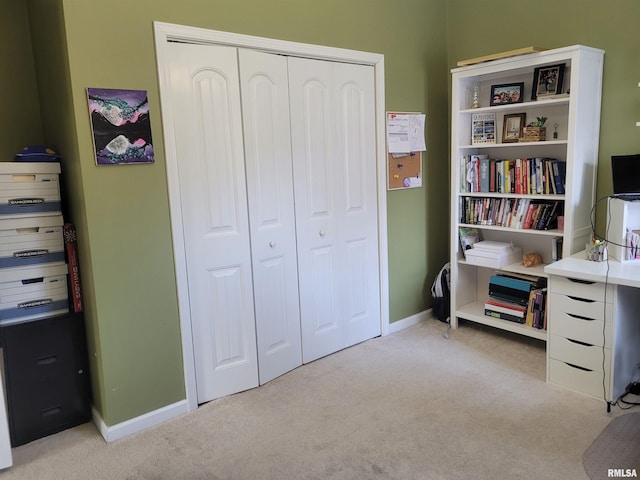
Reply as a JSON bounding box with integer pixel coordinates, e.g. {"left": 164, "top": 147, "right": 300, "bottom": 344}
{"left": 87, "top": 88, "right": 155, "bottom": 165}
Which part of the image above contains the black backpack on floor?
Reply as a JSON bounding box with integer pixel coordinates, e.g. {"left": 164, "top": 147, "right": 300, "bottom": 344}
{"left": 431, "top": 262, "right": 450, "bottom": 324}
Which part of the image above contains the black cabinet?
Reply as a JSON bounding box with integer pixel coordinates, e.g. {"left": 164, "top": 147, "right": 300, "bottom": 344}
{"left": 0, "top": 313, "right": 91, "bottom": 447}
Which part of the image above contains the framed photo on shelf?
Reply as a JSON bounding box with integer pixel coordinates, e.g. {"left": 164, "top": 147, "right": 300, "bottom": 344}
{"left": 490, "top": 82, "right": 524, "bottom": 106}
{"left": 532, "top": 64, "right": 565, "bottom": 100}
{"left": 472, "top": 112, "right": 496, "bottom": 145}
{"left": 502, "top": 113, "right": 526, "bottom": 143}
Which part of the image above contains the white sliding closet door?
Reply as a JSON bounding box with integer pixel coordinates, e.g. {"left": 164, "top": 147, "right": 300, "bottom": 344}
{"left": 167, "top": 43, "right": 259, "bottom": 403}
{"left": 288, "top": 57, "right": 380, "bottom": 363}
{"left": 238, "top": 49, "right": 303, "bottom": 384}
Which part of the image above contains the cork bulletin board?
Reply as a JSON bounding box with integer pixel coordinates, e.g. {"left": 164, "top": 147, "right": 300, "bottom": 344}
{"left": 386, "top": 112, "right": 425, "bottom": 190}
{"left": 387, "top": 151, "right": 422, "bottom": 189}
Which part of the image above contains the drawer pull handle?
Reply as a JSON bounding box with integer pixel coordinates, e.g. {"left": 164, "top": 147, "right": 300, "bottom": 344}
{"left": 37, "top": 355, "right": 57, "bottom": 366}
{"left": 566, "top": 338, "right": 594, "bottom": 347}
{"left": 565, "top": 362, "right": 592, "bottom": 372}
{"left": 21, "top": 277, "right": 44, "bottom": 285}
{"left": 41, "top": 406, "right": 61, "bottom": 417}
{"left": 567, "top": 313, "right": 595, "bottom": 321}
{"left": 567, "top": 295, "right": 595, "bottom": 303}
{"left": 567, "top": 278, "right": 596, "bottom": 285}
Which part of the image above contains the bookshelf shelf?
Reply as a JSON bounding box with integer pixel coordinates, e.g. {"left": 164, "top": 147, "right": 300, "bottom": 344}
{"left": 458, "top": 259, "right": 548, "bottom": 278}
{"left": 460, "top": 140, "right": 568, "bottom": 149}
{"left": 450, "top": 45, "right": 604, "bottom": 342}
{"left": 458, "top": 223, "right": 562, "bottom": 236}
{"left": 460, "top": 97, "right": 569, "bottom": 115}
{"left": 457, "top": 301, "right": 548, "bottom": 341}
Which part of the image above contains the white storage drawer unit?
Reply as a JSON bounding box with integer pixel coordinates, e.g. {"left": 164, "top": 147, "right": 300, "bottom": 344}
{"left": 0, "top": 163, "right": 61, "bottom": 218}
{"left": 547, "top": 275, "right": 612, "bottom": 400}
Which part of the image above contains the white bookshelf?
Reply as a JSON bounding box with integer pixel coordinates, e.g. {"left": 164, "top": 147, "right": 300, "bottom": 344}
{"left": 450, "top": 45, "right": 604, "bottom": 340}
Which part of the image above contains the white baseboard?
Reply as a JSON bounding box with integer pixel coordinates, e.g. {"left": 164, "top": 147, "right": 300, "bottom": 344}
{"left": 388, "top": 309, "right": 432, "bottom": 334}
{"left": 92, "top": 399, "right": 189, "bottom": 443}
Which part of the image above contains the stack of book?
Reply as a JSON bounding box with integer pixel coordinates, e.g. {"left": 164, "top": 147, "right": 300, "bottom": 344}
{"left": 460, "top": 155, "right": 566, "bottom": 195}
{"left": 484, "top": 273, "right": 547, "bottom": 329}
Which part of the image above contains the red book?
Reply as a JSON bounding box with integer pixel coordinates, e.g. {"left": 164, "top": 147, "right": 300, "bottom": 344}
{"left": 64, "top": 223, "right": 84, "bottom": 313}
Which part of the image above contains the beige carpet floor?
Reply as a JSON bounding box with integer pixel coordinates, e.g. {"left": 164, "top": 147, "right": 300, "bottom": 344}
{"left": 2, "top": 318, "right": 633, "bottom": 480}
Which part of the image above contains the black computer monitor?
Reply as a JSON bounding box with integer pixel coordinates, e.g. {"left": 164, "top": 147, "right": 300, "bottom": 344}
{"left": 611, "top": 154, "right": 640, "bottom": 196}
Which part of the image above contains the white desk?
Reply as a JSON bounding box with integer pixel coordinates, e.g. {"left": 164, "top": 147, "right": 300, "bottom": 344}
{"left": 545, "top": 253, "right": 640, "bottom": 288}
{"left": 544, "top": 253, "right": 640, "bottom": 406}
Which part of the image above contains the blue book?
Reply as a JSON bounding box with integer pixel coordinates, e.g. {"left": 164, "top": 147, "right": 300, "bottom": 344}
{"left": 480, "top": 157, "right": 490, "bottom": 193}
{"left": 489, "top": 274, "right": 532, "bottom": 293}
{"left": 551, "top": 160, "right": 566, "bottom": 195}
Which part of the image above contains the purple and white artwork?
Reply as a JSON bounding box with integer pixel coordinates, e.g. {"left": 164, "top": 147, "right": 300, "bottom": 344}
{"left": 87, "top": 88, "right": 154, "bottom": 165}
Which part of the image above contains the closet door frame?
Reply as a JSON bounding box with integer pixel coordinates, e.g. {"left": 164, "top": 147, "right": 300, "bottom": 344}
{"left": 154, "top": 21, "right": 389, "bottom": 412}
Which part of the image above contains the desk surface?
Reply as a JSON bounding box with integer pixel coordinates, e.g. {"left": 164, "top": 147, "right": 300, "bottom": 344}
{"left": 544, "top": 251, "right": 640, "bottom": 288}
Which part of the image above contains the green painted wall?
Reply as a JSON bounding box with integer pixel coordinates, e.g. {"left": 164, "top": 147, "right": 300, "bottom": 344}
{"left": 18, "top": 0, "right": 449, "bottom": 425}
{"left": 0, "top": 0, "right": 44, "bottom": 160}
{"left": 446, "top": 0, "right": 640, "bottom": 235}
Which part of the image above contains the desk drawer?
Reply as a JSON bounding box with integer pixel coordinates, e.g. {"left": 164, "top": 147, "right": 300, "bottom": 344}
{"left": 548, "top": 358, "right": 609, "bottom": 400}
{"left": 549, "top": 292, "right": 610, "bottom": 321}
{"left": 548, "top": 310, "right": 612, "bottom": 347}
{"left": 549, "top": 335, "right": 611, "bottom": 372}
{"left": 549, "top": 276, "right": 612, "bottom": 301}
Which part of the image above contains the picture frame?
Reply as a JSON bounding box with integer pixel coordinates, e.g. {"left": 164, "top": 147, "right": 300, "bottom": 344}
{"left": 87, "top": 87, "right": 155, "bottom": 165}
{"left": 490, "top": 82, "right": 524, "bottom": 106}
{"left": 502, "top": 113, "right": 526, "bottom": 143}
{"left": 531, "top": 63, "right": 565, "bottom": 100}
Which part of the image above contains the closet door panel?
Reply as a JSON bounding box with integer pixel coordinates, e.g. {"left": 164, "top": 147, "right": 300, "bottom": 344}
{"left": 239, "top": 49, "right": 302, "bottom": 384}
{"left": 334, "top": 62, "right": 381, "bottom": 345}
{"left": 289, "top": 57, "right": 380, "bottom": 362}
{"left": 168, "top": 43, "right": 258, "bottom": 403}
{"left": 288, "top": 57, "right": 342, "bottom": 362}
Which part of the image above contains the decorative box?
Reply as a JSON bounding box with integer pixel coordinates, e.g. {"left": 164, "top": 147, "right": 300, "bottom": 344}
{"left": 520, "top": 126, "right": 546, "bottom": 142}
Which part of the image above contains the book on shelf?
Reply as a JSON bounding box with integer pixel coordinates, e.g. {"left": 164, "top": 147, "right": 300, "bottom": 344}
{"left": 488, "top": 286, "right": 531, "bottom": 308}
{"left": 460, "top": 196, "right": 562, "bottom": 230}
{"left": 459, "top": 226, "right": 480, "bottom": 255}
{"left": 524, "top": 288, "right": 548, "bottom": 329}
{"left": 551, "top": 236, "right": 564, "bottom": 262}
{"left": 525, "top": 289, "right": 538, "bottom": 327}
{"left": 461, "top": 154, "right": 489, "bottom": 192}
{"left": 488, "top": 272, "right": 548, "bottom": 309}
{"left": 494, "top": 271, "right": 547, "bottom": 288}
{"left": 471, "top": 113, "right": 496, "bottom": 145}
{"left": 460, "top": 156, "right": 561, "bottom": 195}
{"left": 64, "top": 223, "right": 84, "bottom": 313}
{"left": 485, "top": 298, "right": 526, "bottom": 316}
{"left": 531, "top": 288, "right": 547, "bottom": 330}
{"left": 550, "top": 160, "right": 567, "bottom": 194}
{"left": 484, "top": 308, "right": 526, "bottom": 324}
